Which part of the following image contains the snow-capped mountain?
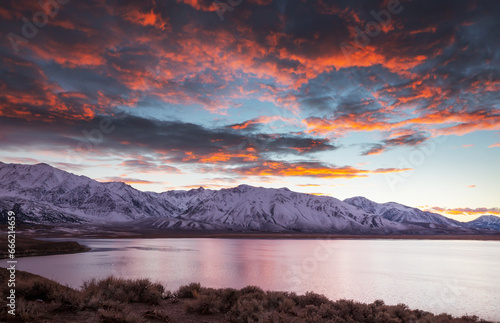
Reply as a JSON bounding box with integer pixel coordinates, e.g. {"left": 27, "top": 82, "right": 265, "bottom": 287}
{"left": 0, "top": 162, "right": 400, "bottom": 233}
{"left": 465, "top": 215, "right": 500, "bottom": 230}
{"left": 0, "top": 161, "right": 495, "bottom": 234}
{"left": 159, "top": 187, "right": 215, "bottom": 211}
{"left": 344, "top": 196, "right": 462, "bottom": 228}
{"left": 0, "top": 162, "right": 179, "bottom": 221}
{"left": 176, "top": 185, "right": 406, "bottom": 233}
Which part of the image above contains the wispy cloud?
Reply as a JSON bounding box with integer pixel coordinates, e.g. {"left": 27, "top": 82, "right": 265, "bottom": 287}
{"left": 426, "top": 207, "right": 500, "bottom": 217}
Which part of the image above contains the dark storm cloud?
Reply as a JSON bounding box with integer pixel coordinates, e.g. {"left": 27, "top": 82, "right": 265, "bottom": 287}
{"left": 0, "top": 111, "right": 337, "bottom": 167}
{"left": 120, "top": 159, "right": 182, "bottom": 174}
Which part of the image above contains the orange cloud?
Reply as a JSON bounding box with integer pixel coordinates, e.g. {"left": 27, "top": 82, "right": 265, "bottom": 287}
{"left": 426, "top": 207, "right": 500, "bottom": 217}
{"left": 97, "top": 177, "right": 165, "bottom": 185}
{"left": 124, "top": 8, "right": 169, "bottom": 30}
{"left": 409, "top": 26, "right": 437, "bottom": 35}
{"left": 231, "top": 161, "right": 411, "bottom": 178}
{"left": 230, "top": 116, "right": 295, "bottom": 130}
{"left": 489, "top": 142, "right": 500, "bottom": 148}
{"left": 1, "top": 0, "right": 497, "bottom": 154}
{"left": 303, "top": 115, "right": 392, "bottom": 135}
{"left": 0, "top": 59, "right": 99, "bottom": 121}
{"left": 176, "top": 0, "right": 216, "bottom": 11}
{"left": 181, "top": 150, "right": 259, "bottom": 163}
{"left": 304, "top": 106, "right": 500, "bottom": 139}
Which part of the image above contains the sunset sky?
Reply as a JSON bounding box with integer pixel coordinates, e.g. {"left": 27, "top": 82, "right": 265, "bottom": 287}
{"left": 0, "top": 0, "right": 499, "bottom": 221}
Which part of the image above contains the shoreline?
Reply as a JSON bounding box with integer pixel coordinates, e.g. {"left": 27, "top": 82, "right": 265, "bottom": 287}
{"left": 9, "top": 224, "right": 500, "bottom": 240}
{"left": 6, "top": 223, "right": 500, "bottom": 241}
{"left": 0, "top": 236, "right": 90, "bottom": 259}
{"left": 25, "top": 231, "right": 500, "bottom": 240}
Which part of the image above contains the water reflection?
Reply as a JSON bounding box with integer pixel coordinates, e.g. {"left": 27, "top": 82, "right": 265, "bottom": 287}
{"left": 5, "top": 238, "right": 499, "bottom": 321}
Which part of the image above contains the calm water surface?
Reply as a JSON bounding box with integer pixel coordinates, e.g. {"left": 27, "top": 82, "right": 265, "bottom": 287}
{"left": 6, "top": 239, "right": 500, "bottom": 321}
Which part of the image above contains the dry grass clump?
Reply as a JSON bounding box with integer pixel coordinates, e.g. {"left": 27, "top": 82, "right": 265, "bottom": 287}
{"left": 12, "top": 298, "right": 44, "bottom": 322}
{"left": 0, "top": 270, "right": 166, "bottom": 322}
{"left": 175, "top": 282, "right": 201, "bottom": 299}
{"left": 81, "top": 276, "right": 164, "bottom": 306}
{"left": 174, "top": 283, "right": 491, "bottom": 323}
{"left": 15, "top": 274, "right": 81, "bottom": 305}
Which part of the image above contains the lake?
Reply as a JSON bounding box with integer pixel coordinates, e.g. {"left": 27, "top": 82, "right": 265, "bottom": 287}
{"left": 5, "top": 238, "right": 500, "bottom": 321}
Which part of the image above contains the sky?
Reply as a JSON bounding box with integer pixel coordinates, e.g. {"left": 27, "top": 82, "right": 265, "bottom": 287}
{"left": 0, "top": 0, "right": 499, "bottom": 222}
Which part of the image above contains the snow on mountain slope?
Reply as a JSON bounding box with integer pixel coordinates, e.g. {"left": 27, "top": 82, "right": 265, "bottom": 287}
{"left": 0, "top": 162, "right": 178, "bottom": 221}
{"left": 179, "top": 185, "right": 406, "bottom": 233}
{"left": 0, "top": 161, "right": 483, "bottom": 234}
{"left": 159, "top": 187, "right": 215, "bottom": 211}
{"left": 344, "top": 196, "right": 463, "bottom": 227}
{"left": 0, "top": 196, "right": 84, "bottom": 224}
{"left": 465, "top": 215, "right": 500, "bottom": 230}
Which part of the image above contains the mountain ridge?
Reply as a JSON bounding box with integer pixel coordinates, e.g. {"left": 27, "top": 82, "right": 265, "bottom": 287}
{"left": 343, "top": 196, "right": 462, "bottom": 227}
{"left": 0, "top": 161, "right": 497, "bottom": 234}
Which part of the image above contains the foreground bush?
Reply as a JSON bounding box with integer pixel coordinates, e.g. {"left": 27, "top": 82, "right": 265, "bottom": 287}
{"left": 0, "top": 268, "right": 492, "bottom": 323}
{"left": 81, "top": 276, "right": 164, "bottom": 305}
{"left": 175, "top": 282, "right": 201, "bottom": 299}
{"left": 173, "top": 283, "right": 491, "bottom": 323}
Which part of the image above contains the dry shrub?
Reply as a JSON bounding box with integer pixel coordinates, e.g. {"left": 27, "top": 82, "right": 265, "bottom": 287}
{"left": 175, "top": 282, "right": 201, "bottom": 299}
{"left": 12, "top": 298, "right": 43, "bottom": 322}
{"left": 263, "top": 310, "right": 301, "bottom": 322}
{"left": 161, "top": 289, "right": 174, "bottom": 299}
{"left": 85, "top": 296, "right": 123, "bottom": 312}
{"left": 1, "top": 269, "right": 492, "bottom": 323}
{"left": 226, "top": 294, "right": 267, "bottom": 323}
{"left": 278, "top": 298, "right": 296, "bottom": 314}
{"left": 297, "top": 291, "right": 330, "bottom": 307}
{"left": 183, "top": 286, "right": 240, "bottom": 315}
{"left": 14, "top": 275, "right": 81, "bottom": 309}
{"left": 265, "top": 291, "right": 287, "bottom": 310}
{"left": 239, "top": 285, "right": 264, "bottom": 295}
{"left": 185, "top": 293, "right": 222, "bottom": 315}
{"left": 214, "top": 287, "right": 239, "bottom": 312}
{"left": 461, "top": 315, "right": 480, "bottom": 322}
{"left": 316, "top": 302, "right": 337, "bottom": 319}
{"left": 15, "top": 277, "right": 66, "bottom": 302}
{"left": 16, "top": 279, "right": 54, "bottom": 301}
{"left": 81, "top": 276, "right": 164, "bottom": 305}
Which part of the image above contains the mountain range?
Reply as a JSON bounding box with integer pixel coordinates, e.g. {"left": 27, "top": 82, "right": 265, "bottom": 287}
{"left": 1, "top": 161, "right": 499, "bottom": 234}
